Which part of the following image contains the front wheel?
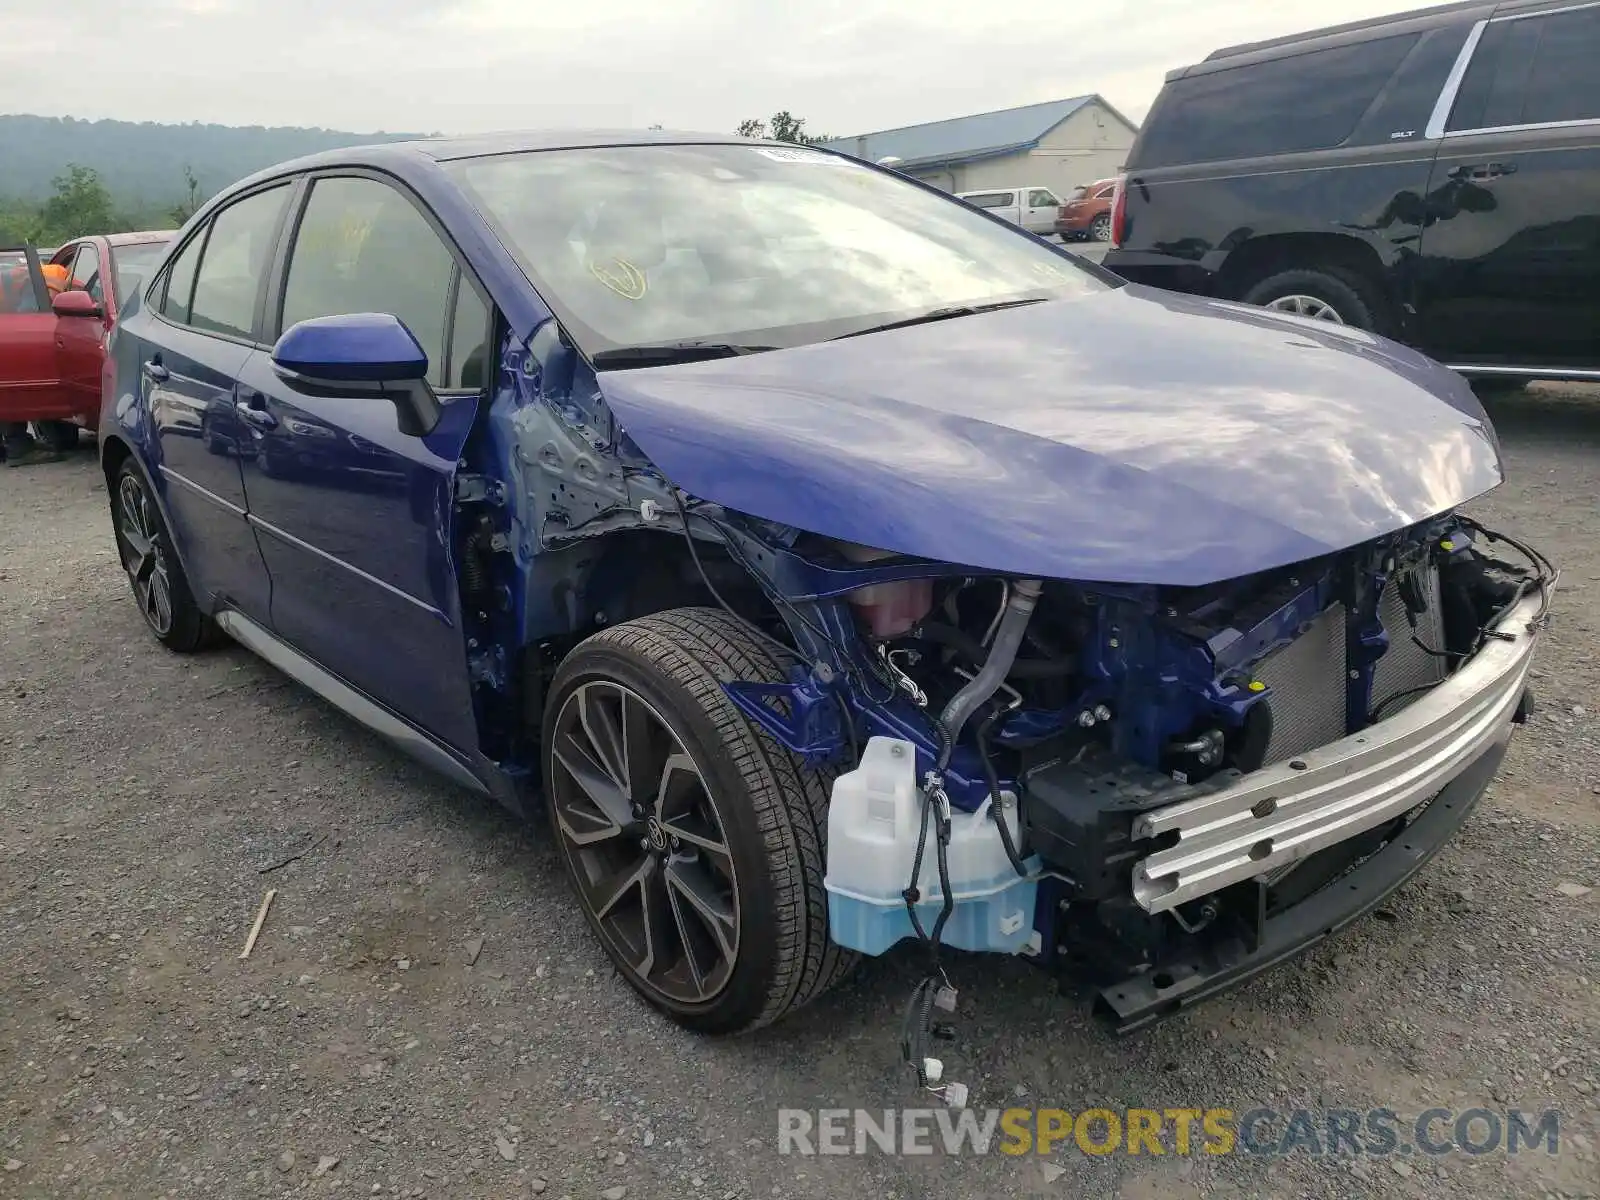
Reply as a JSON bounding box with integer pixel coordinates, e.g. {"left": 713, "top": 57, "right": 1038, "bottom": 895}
{"left": 542, "top": 607, "right": 854, "bottom": 1034}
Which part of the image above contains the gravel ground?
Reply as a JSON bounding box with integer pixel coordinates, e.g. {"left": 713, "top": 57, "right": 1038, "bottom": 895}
{"left": 1, "top": 384, "right": 1597, "bottom": 1200}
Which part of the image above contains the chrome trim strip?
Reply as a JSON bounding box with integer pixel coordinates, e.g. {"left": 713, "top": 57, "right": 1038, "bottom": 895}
{"left": 1444, "top": 116, "right": 1600, "bottom": 138}
{"left": 213, "top": 609, "right": 487, "bottom": 795}
{"left": 1131, "top": 590, "right": 1548, "bottom": 914}
{"left": 1493, "top": 0, "right": 1600, "bottom": 22}
{"left": 246, "top": 514, "right": 445, "bottom": 619}
{"left": 1447, "top": 364, "right": 1600, "bottom": 380}
{"left": 159, "top": 465, "right": 246, "bottom": 517}
{"left": 1425, "top": 19, "right": 1488, "bottom": 140}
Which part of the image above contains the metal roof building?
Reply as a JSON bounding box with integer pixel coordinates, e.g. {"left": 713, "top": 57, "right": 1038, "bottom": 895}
{"left": 820, "top": 94, "right": 1138, "bottom": 197}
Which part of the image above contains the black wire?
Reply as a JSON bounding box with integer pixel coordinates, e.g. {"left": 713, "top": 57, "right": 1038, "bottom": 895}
{"left": 1411, "top": 634, "right": 1468, "bottom": 661}
{"left": 1454, "top": 515, "right": 1558, "bottom": 624}
{"left": 902, "top": 786, "right": 934, "bottom": 943}
{"left": 837, "top": 693, "right": 860, "bottom": 767}
{"left": 928, "top": 819, "right": 956, "bottom": 954}
{"left": 687, "top": 497, "right": 903, "bottom": 706}
{"left": 1371, "top": 682, "right": 1438, "bottom": 721}
{"left": 977, "top": 709, "right": 1029, "bottom": 877}
{"left": 670, "top": 488, "right": 808, "bottom": 665}
{"left": 899, "top": 976, "right": 938, "bottom": 1084}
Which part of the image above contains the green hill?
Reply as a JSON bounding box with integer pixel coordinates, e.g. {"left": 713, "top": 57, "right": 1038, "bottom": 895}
{"left": 0, "top": 114, "right": 427, "bottom": 207}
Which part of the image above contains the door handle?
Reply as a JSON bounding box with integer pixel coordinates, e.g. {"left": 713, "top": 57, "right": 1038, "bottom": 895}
{"left": 235, "top": 392, "right": 278, "bottom": 430}
{"left": 142, "top": 359, "right": 169, "bottom": 383}
{"left": 1446, "top": 161, "right": 1517, "bottom": 181}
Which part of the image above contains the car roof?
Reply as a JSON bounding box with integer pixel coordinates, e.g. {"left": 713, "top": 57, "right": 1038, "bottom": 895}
{"left": 1162, "top": 0, "right": 1528, "bottom": 80}
{"left": 1203, "top": 0, "right": 1497, "bottom": 62}
{"left": 105, "top": 230, "right": 177, "bottom": 246}
{"left": 269, "top": 127, "right": 763, "bottom": 173}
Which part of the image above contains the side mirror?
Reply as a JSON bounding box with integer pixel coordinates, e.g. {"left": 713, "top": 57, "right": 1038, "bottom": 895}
{"left": 52, "top": 289, "right": 103, "bottom": 319}
{"left": 271, "top": 313, "right": 439, "bottom": 436}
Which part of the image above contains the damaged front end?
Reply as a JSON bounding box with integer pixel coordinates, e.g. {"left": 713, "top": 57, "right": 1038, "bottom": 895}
{"left": 475, "top": 298, "right": 1552, "bottom": 1088}
{"left": 691, "top": 506, "right": 1554, "bottom": 1040}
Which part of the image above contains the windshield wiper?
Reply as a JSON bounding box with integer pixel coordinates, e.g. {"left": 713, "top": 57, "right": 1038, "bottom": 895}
{"left": 832, "top": 297, "right": 1050, "bottom": 340}
{"left": 590, "top": 341, "right": 779, "bottom": 369}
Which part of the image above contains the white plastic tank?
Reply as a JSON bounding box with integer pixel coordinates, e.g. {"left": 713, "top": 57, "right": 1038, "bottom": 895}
{"left": 824, "top": 736, "right": 1040, "bottom": 956}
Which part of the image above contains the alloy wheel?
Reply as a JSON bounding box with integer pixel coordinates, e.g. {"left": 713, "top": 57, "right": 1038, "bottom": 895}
{"left": 550, "top": 680, "right": 740, "bottom": 1006}
{"left": 117, "top": 473, "right": 174, "bottom": 636}
{"left": 1265, "top": 294, "right": 1346, "bottom": 323}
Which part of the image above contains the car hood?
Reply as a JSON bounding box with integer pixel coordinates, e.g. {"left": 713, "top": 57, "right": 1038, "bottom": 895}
{"left": 594, "top": 284, "right": 1502, "bottom": 586}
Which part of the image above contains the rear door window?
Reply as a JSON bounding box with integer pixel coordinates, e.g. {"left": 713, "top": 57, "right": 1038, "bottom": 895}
{"left": 1136, "top": 32, "right": 1421, "bottom": 166}
{"left": 1448, "top": 7, "right": 1600, "bottom": 132}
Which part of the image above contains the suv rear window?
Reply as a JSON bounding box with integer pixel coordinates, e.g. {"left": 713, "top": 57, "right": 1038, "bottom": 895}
{"left": 1134, "top": 32, "right": 1421, "bottom": 167}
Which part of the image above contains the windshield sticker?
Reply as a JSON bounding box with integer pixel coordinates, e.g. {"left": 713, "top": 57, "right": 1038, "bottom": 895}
{"left": 751, "top": 146, "right": 856, "bottom": 167}
{"left": 588, "top": 257, "right": 648, "bottom": 300}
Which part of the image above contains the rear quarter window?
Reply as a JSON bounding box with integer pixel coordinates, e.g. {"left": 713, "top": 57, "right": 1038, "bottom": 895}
{"left": 1132, "top": 31, "right": 1422, "bottom": 167}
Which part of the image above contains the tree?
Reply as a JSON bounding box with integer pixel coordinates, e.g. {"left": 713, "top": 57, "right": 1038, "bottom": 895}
{"left": 735, "top": 112, "right": 831, "bottom": 145}
{"left": 168, "top": 165, "right": 202, "bottom": 226}
{"left": 38, "top": 165, "right": 114, "bottom": 240}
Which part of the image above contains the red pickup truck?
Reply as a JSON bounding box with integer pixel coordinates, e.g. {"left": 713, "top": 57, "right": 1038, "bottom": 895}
{"left": 1, "top": 232, "right": 173, "bottom": 450}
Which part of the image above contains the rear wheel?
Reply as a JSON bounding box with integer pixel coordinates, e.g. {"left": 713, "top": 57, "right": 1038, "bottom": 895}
{"left": 111, "top": 460, "right": 218, "bottom": 651}
{"left": 1090, "top": 213, "right": 1112, "bottom": 242}
{"left": 542, "top": 607, "right": 854, "bottom": 1033}
{"left": 1242, "top": 267, "right": 1385, "bottom": 332}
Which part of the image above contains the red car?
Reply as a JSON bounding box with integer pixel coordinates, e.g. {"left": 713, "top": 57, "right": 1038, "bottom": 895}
{"left": 1055, "top": 178, "right": 1119, "bottom": 242}
{"left": 0, "top": 231, "right": 173, "bottom": 449}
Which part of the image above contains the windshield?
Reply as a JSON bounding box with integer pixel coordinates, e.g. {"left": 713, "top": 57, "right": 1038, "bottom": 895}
{"left": 112, "top": 240, "right": 171, "bottom": 298}
{"left": 447, "top": 143, "right": 1109, "bottom": 354}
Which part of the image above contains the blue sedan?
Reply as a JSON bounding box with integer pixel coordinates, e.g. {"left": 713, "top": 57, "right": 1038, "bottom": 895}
{"left": 101, "top": 130, "right": 1549, "bottom": 1056}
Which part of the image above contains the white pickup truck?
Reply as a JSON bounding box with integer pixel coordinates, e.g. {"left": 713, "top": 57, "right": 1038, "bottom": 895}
{"left": 956, "top": 186, "right": 1064, "bottom": 236}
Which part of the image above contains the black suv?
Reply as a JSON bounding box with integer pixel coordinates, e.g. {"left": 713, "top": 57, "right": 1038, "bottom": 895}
{"left": 1103, "top": 0, "right": 1600, "bottom": 383}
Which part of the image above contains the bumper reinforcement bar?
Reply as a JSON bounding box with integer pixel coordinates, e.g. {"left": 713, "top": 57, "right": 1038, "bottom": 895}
{"left": 1131, "top": 591, "right": 1546, "bottom": 914}
{"left": 1096, "top": 736, "right": 1506, "bottom": 1033}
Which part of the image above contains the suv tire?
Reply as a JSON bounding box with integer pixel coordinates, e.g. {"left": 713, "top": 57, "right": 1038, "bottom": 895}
{"left": 1242, "top": 266, "right": 1386, "bottom": 333}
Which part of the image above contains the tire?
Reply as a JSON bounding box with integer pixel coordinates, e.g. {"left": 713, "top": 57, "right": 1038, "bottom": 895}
{"left": 542, "top": 607, "right": 855, "bottom": 1033}
{"left": 1090, "top": 213, "right": 1112, "bottom": 242}
{"left": 32, "top": 420, "right": 80, "bottom": 452}
{"left": 1241, "top": 266, "right": 1386, "bottom": 332}
{"left": 110, "top": 459, "right": 218, "bottom": 652}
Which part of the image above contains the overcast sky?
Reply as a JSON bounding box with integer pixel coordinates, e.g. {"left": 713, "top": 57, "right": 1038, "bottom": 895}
{"left": 0, "top": 0, "right": 1426, "bottom": 136}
